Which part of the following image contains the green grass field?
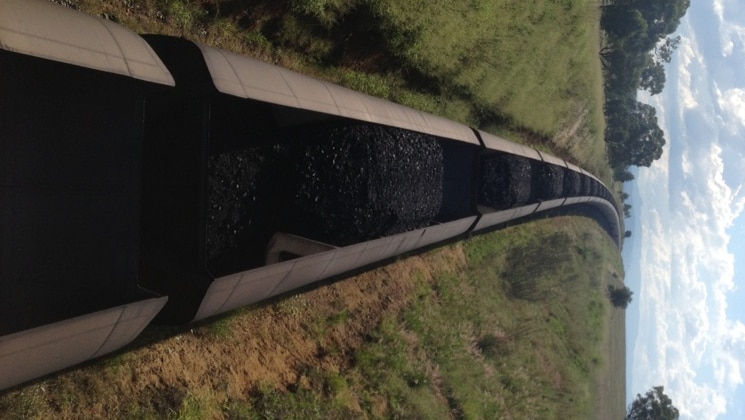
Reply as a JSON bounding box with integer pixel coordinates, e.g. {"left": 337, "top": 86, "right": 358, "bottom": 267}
{"left": 0, "top": 0, "right": 625, "bottom": 418}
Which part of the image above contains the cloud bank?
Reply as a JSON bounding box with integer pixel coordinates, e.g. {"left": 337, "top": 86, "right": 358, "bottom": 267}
{"left": 631, "top": 1, "right": 745, "bottom": 418}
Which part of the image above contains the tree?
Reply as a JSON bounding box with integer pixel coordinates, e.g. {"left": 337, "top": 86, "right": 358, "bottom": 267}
{"left": 615, "top": 168, "right": 635, "bottom": 182}
{"left": 601, "top": 6, "right": 648, "bottom": 40}
{"left": 624, "top": 230, "right": 632, "bottom": 238}
{"left": 623, "top": 203, "right": 632, "bottom": 218}
{"left": 639, "top": 60, "right": 666, "bottom": 95}
{"left": 608, "top": 101, "right": 665, "bottom": 167}
{"left": 626, "top": 386, "right": 680, "bottom": 419}
{"left": 623, "top": 0, "right": 690, "bottom": 45}
{"left": 655, "top": 36, "right": 681, "bottom": 64}
{"left": 637, "top": 36, "right": 681, "bottom": 95}
{"left": 601, "top": 0, "right": 689, "bottom": 53}
{"left": 600, "top": 0, "right": 689, "bottom": 171}
{"left": 608, "top": 285, "right": 633, "bottom": 308}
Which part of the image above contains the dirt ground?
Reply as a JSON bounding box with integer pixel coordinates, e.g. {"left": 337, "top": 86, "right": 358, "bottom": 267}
{"left": 0, "top": 246, "right": 466, "bottom": 418}
{"left": 593, "top": 265, "right": 628, "bottom": 419}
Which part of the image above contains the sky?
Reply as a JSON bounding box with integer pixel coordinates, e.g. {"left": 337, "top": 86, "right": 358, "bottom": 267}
{"left": 624, "top": 0, "right": 745, "bottom": 418}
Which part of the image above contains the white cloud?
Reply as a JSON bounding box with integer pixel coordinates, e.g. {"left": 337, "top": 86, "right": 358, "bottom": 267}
{"left": 632, "top": 2, "right": 745, "bottom": 417}
{"left": 713, "top": 0, "right": 745, "bottom": 57}
{"left": 680, "top": 152, "right": 692, "bottom": 175}
{"left": 620, "top": 1, "right": 745, "bottom": 417}
{"left": 713, "top": 0, "right": 725, "bottom": 20}
{"left": 677, "top": 37, "right": 699, "bottom": 110}
{"left": 635, "top": 137, "right": 745, "bottom": 419}
{"left": 716, "top": 87, "right": 745, "bottom": 131}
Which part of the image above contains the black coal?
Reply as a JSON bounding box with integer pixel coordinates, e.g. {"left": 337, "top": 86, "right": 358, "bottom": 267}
{"left": 534, "top": 163, "right": 565, "bottom": 200}
{"left": 563, "top": 170, "right": 581, "bottom": 197}
{"left": 478, "top": 153, "right": 532, "bottom": 210}
{"left": 288, "top": 124, "right": 443, "bottom": 246}
{"left": 206, "top": 123, "right": 444, "bottom": 272}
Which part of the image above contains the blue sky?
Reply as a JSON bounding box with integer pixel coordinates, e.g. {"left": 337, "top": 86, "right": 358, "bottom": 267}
{"left": 624, "top": 0, "right": 745, "bottom": 418}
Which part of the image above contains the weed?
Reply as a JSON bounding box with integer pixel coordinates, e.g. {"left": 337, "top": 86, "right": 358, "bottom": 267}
{"left": 243, "top": 32, "right": 272, "bottom": 52}
{"left": 172, "top": 390, "right": 221, "bottom": 420}
{"left": 249, "top": 384, "right": 354, "bottom": 419}
{"left": 275, "top": 294, "right": 309, "bottom": 318}
{"left": 167, "top": 0, "right": 204, "bottom": 33}
{"left": 478, "top": 334, "right": 509, "bottom": 359}
{"left": 340, "top": 71, "right": 392, "bottom": 99}
{"left": 207, "top": 316, "right": 234, "bottom": 339}
{"left": 290, "top": 0, "right": 354, "bottom": 28}
{"left": 222, "top": 398, "right": 255, "bottom": 419}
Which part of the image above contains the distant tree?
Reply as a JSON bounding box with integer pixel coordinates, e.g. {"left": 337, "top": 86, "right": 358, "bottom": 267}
{"left": 601, "top": 6, "right": 648, "bottom": 40}
{"left": 626, "top": 386, "right": 679, "bottom": 419}
{"left": 623, "top": 203, "right": 632, "bottom": 218}
{"left": 600, "top": 0, "right": 689, "bottom": 172}
{"left": 622, "top": 0, "right": 690, "bottom": 43}
{"left": 655, "top": 36, "right": 681, "bottom": 64}
{"left": 602, "top": 0, "right": 689, "bottom": 52}
{"left": 615, "top": 169, "right": 635, "bottom": 182}
{"left": 620, "top": 191, "right": 630, "bottom": 200}
{"left": 624, "top": 230, "right": 632, "bottom": 238}
{"left": 639, "top": 60, "right": 666, "bottom": 95}
{"left": 608, "top": 102, "right": 665, "bottom": 167}
{"left": 636, "top": 36, "right": 681, "bottom": 95}
{"left": 608, "top": 285, "right": 633, "bottom": 309}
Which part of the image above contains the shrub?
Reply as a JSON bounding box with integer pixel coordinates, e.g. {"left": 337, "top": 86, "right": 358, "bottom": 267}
{"left": 607, "top": 285, "right": 633, "bottom": 309}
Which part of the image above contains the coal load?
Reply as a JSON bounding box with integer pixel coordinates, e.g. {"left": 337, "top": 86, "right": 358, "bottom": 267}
{"left": 206, "top": 145, "right": 289, "bottom": 262}
{"left": 478, "top": 153, "right": 532, "bottom": 210}
{"left": 207, "top": 152, "right": 257, "bottom": 259}
{"left": 534, "top": 163, "right": 564, "bottom": 200}
{"left": 563, "top": 170, "right": 581, "bottom": 197}
{"left": 288, "top": 124, "right": 444, "bottom": 246}
{"left": 580, "top": 175, "right": 592, "bottom": 196}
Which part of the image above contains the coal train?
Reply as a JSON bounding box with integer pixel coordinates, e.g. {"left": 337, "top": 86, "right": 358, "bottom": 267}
{"left": 0, "top": 0, "right": 620, "bottom": 391}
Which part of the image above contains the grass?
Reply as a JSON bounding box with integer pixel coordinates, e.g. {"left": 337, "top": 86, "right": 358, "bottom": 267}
{"left": 0, "top": 0, "right": 625, "bottom": 418}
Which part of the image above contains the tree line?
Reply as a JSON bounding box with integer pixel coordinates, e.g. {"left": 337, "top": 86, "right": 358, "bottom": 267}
{"left": 601, "top": 0, "right": 690, "bottom": 175}
{"left": 627, "top": 386, "right": 680, "bottom": 419}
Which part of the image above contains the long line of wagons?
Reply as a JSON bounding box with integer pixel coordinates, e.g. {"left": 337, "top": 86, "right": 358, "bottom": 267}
{"left": 0, "top": 0, "right": 620, "bottom": 391}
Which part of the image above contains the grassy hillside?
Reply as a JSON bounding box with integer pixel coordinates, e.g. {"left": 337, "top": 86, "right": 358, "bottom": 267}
{"left": 0, "top": 0, "right": 625, "bottom": 418}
